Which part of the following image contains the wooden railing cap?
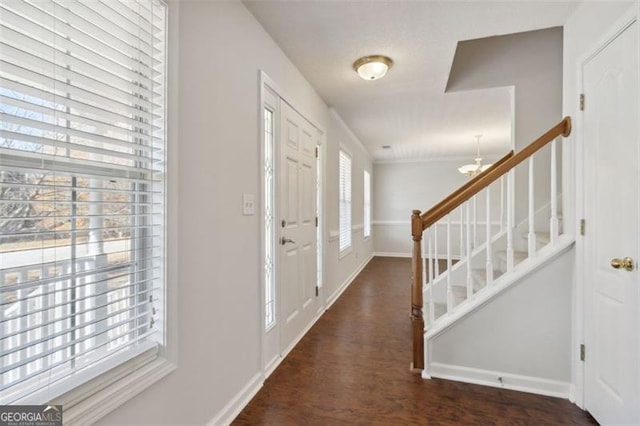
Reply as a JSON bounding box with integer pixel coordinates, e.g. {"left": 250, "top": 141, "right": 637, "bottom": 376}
{"left": 416, "top": 116, "right": 572, "bottom": 230}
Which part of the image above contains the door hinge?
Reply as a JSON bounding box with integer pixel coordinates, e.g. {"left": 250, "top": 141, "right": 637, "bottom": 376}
{"left": 315, "top": 216, "right": 318, "bottom": 227}
{"left": 315, "top": 286, "right": 319, "bottom": 297}
{"left": 315, "top": 146, "right": 318, "bottom": 158}
{"left": 580, "top": 219, "right": 586, "bottom": 236}
{"left": 580, "top": 344, "right": 586, "bottom": 361}
{"left": 580, "top": 93, "right": 585, "bottom": 111}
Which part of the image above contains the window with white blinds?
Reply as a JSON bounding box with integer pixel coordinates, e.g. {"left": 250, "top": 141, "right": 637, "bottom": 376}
{"left": 363, "top": 170, "right": 371, "bottom": 238}
{"left": 0, "top": 0, "right": 167, "bottom": 404}
{"left": 338, "top": 150, "right": 351, "bottom": 252}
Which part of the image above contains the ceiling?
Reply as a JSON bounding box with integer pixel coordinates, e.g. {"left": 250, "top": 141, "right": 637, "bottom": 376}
{"left": 244, "top": 1, "right": 580, "bottom": 162}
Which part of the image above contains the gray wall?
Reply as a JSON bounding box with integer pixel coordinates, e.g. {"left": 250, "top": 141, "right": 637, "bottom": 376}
{"left": 448, "top": 27, "right": 564, "bottom": 224}
{"left": 431, "top": 249, "right": 574, "bottom": 391}
{"left": 373, "top": 160, "right": 504, "bottom": 256}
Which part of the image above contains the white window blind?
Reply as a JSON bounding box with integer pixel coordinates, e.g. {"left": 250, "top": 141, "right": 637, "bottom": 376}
{"left": 363, "top": 170, "right": 371, "bottom": 238}
{"left": 339, "top": 150, "right": 351, "bottom": 252}
{"left": 0, "top": 0, "right": 167, "bottom": 405}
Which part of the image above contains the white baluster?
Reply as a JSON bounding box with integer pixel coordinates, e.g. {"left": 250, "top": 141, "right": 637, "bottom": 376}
{"left": 472, "top": 195, "right": 477, "bottom": 249}
{"left": 459, "top": 208, "right": 464, "bottom": 261}
{"left": 486, "top": 186, "right": 494, "bottom": 286}
{"left": 550, "top": 139, "right": 559, "bottom": 244}
{"left": 427, "top": 228, "right": 435, "bottom": 324}
{"left": 500, "top": 175, "right": 505, "bottom": 232}
{"left": 507, "top": 170, "right": 515, "bottom": 272}
{"left": 434, "top": 225, "right": 439, "bottom": 277}
{"left": 528, "top": 157, "right": 536, "bottom": 257}
{"left": 466, "top": 201, "right": 473, "bottom": 299}
{"left": 446, "top": 215, "right": 453, "bottom": 313}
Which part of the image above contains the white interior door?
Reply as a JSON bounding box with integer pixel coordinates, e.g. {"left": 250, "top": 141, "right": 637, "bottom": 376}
{"left": 279, "top": 101, "right": 318, "bottom": 353}
{"left": 583, "top": 20, "right": 639, "bottom": 425}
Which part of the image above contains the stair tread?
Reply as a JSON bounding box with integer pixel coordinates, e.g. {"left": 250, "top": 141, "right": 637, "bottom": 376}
{"left": 425, "top": 302, "right": 447, "bottom": 325}
{"left": 472, "top": 269, "right": 503, "bottom": 288}
{"left": 496, "top": 250, "right": 527, "bottom": 261}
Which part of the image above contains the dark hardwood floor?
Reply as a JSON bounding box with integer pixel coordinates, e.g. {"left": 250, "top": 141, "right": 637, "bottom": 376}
{"left": 233, "top": 257, "right": 597, "bottom": 425}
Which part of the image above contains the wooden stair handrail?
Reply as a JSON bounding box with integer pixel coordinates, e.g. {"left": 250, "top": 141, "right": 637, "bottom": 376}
{"left": 409, "top": 116, "right": 572, "bottom": 373}
{"left": 420, "top": 116, "right": 572, "bottom": 229}
{"left": 420, "top": 150, "right": 514, "bottom": 228}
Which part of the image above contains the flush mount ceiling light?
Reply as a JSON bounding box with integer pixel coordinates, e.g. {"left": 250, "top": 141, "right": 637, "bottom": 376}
{"left": 458, "top": 135, "right": 493, "bottom": 177}
{"left": 353, "top": 55, "right": 393, "bottom": 81}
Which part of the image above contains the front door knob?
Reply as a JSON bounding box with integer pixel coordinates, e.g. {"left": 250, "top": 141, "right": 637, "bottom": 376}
{"left": 610, "top": 257, "right": 634, "bottom": 271}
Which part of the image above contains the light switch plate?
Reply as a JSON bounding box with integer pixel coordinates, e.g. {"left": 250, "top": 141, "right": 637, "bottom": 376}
{"left": 243, "top": 194, "right": 255, "bottom": 216}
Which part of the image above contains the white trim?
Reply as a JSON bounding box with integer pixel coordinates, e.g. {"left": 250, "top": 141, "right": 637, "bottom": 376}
{"left": 329, "top": 108, "right": 371, "bottom": 160}
{"left": 373, "top": 220, "right": 409, "bottom": 225}
{"left": 372, "top": 252, "right": 462, "bottom": 260}
{"left": 328, "top": 229, "right": 340, "bottom": 242}
{"left": 260, "top": 72, "right": 325, "bottom": 136}
{"left": 326, "top": 254, "right": 373, "bottom": 308}
{"left": 374, "top": 154, "right": 505, "bottom": 165}
{"left": 63, "top": 359, "right": 176, "bottom": 426}
{"left": 373, "top": 220, "right": 502, "bottom": 227}
{"left": 210, "top": 254, "right": 374, "bottom": 425}
{"left": 428, "top": 363, "right": 570, "bottom": 399}
{"left": 265, "top": 257, "right": 375, "bottom": 377}
{"left": 373, "top": 252, "right": 412, "bottom": 258}
{"left": 338, "top": 246, "right": 353, "bottom": 259}
{"left": 206, "top": 372, "right": 263, "bottom": 426}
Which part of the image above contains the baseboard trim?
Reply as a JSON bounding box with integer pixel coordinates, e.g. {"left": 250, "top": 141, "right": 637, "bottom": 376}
{"left": 373, "top": 251, "right": 411, "bottom": 258}
{"left": 266, "top": 254, "right": 374, "bottom": 381}
{"left": 211, "top": 253, "right": 374, "bottom": 425}
{"left": 207, "top": 372, "right": 262, "bottom": 426}
{"left": 326, "top": 254, "right": 374, "bottom": 308}
{"left": 373, "top": 252, "right": 462, "bottom": 260}
{"left": 429, "top": 362, "right": 570, "bottom": 399}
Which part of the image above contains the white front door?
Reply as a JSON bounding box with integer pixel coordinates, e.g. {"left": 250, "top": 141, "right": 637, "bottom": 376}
{"left": 279, "top": 101, "right": 318, "bottom": 353}
{"left": 583, "top": 20, "right": 639, "bottom": 425}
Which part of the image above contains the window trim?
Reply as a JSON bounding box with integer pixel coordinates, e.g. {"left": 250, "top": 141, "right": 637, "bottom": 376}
{"left": 0, "top": 0, "right": 178, "bottom": 419}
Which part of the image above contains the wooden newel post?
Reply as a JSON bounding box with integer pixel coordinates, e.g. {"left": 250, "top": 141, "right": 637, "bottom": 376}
{"left": 411, "top": 209, "right": 425, "bottom": 372}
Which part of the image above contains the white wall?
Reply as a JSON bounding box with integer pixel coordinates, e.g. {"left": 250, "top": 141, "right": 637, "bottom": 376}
{"left": 98, "top": 1, "right": 372, "bottom": 424}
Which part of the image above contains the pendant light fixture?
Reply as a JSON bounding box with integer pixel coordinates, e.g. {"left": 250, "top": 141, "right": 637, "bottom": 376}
{"left": 458, "top": 135, "right": 492, "bottom": 177}
{"left": 353, "top": 55, "right": 393, "bottom": 81}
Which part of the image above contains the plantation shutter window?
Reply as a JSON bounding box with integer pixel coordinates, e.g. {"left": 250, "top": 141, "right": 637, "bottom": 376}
{"left": 0, "top": 0, "right": 167, "bottom": 404}
{"left": 338, "top": 150, "right": 351, "bottom": 252}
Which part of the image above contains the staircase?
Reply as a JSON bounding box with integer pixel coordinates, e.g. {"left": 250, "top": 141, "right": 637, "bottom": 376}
{"left": 409, "top": 117, "right": 573, "bottom": 373}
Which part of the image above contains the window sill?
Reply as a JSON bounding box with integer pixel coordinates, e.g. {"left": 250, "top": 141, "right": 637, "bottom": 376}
{"left": 339, "top": 247, "right": 353, "bottom": 259}
{"left": 60, "top": 357, "right": 176, "bottom": 425}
